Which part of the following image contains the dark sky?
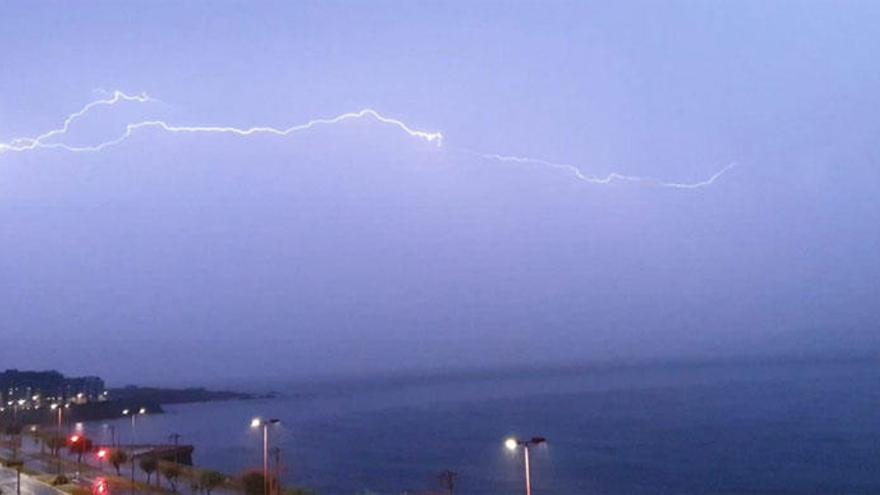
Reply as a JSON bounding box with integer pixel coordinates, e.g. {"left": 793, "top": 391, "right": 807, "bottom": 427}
{"left": 1, "top": 1, "right": 878, "bottom": 385}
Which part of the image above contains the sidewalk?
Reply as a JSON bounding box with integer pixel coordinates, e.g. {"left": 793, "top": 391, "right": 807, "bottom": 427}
{"left": 0, "top": 462, "right": 64, "bottom": 495}
{"left": 1, "top": 443, "right": 241, "bottom": 495}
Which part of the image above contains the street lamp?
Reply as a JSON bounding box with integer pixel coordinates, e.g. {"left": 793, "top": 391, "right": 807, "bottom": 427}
{"left": 103, "top": 424, "right": 117, "bottom": 447}
{"left": 504, "top": 436, "right": 546, "bottom": 495}
{"left": 250, "top": 418, "right": 280, "bottom": 495}
{"left": 50, "top": 404, "right": 64, "bottom": 475}
{"left": 122, "top": 407, "right": 147, "bottom": 443}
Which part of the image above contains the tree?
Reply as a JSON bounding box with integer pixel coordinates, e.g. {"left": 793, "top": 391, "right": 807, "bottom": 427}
{"left": 240, "top": 471, "right": 268, "bottom": 495}
{"left": 68, "top": 436, "right": 93, "bottom": 464}
{"left": 110, "top": 450, "right": 129, "bottom": 475}
{"left": 161, "top": 464, "right": 182, "bottom": 492}
{"left": 3, "top": 424, "right": 22, "bottom": 437}
{"left": 199, "top": 471, "right": 225, "bottom": 495}
{"left": 4, "top": 424, "right": 22, "bottom": 459}
{"left": 139, "top": 456, "right": 158, "bottom": 484}
{"left": 45, "top": 435, "right": 66, "bottom": 456}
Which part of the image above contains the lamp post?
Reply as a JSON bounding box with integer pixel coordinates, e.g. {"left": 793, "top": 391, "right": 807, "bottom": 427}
{"left": 104, "top": 424, "right": 117, "bottom": 447}
{"left": 169, "top": 433, "right": 182, "bottom": 466}
{"left": 121, "top": 407, "right": 147, "bottom": 443}
{"left": 250, "top": 418, "right": 280, "bottom": 495}
{"left": 50, "top": 404, "right": 64, "bottom": 475}
{"left": 122, "top": 407, "right": 146, "bottom": 494}
{"left": 504, "top": 436, "right": 546, "bottom": 495}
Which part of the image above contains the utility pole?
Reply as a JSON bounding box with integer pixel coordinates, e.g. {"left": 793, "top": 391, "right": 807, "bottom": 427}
{"left": 130, "top": 452, "right": 136, "bottom": 495}
{"left": 169, "top": 433, "right": 182, "bottom": 466}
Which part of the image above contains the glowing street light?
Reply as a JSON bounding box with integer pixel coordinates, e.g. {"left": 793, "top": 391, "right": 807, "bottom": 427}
{"left": 50, "top": 403, "right": 65, "bottom": 475}
{"left": 250, "top": 418, "right": 280, "bottom": 495}
{"left": 504, "top": 436, "right": 546, "bottom": 495}
{"left": 122, "top": 407, "right": 147, "bottom": 443}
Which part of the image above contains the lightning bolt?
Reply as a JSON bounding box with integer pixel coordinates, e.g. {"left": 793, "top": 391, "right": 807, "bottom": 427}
{"left": 0, "top": 95, "right": 442, "bottom": 153}
{"left": 0, "top": 91, "right": 153, "bottom": 153}
{"left": 0, "top": 91, "right": 734, "bottom": 189}
{"left": 467, "top": 151, "right": 737, "bottom": 189}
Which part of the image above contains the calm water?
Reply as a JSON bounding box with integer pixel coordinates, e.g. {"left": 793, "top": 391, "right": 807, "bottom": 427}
{"left": 89, "top": 359, "right": 880, "bottom": 494}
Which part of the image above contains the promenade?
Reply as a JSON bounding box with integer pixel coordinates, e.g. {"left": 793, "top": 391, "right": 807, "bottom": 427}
{"left": 0, "top": 438, "right": 251, "bottom": 495}
{"left": 0, "top": 463, "right": 62, "bottom": 495}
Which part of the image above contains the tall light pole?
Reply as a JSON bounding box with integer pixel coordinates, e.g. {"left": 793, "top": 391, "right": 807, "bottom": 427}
{"left": 104, "top": 424, "right": 117, "bottom": 447}
{"left": 505, "top": 436, "right": 546, "bottom": 495}
{"left": 121, "top": 407, "right": 147, "bottom": 444}
{"left": 169, "top": 433, "right": 182, "bottom": 466}
{"left": 250, "top": 418, "right": 280, "bottom": 495}
{"left": 50, "top": 404, "right": 64, "bottom": 475}
{"left": 122, "top": 407, "right": 147, "bottom": 494}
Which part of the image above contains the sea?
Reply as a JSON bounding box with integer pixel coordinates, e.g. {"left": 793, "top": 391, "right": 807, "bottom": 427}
{"left": 87, "top": 357, "right": 880, "bottom": 494}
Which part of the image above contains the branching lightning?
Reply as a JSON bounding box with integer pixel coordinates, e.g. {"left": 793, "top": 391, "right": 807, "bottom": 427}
{"left": 0, "top": 91, "right": 735, "bottom": 189}
{"left": 0, "top": 91, "right": 153, "bottom": 153}
{"left": 0, "top": 95, "right": 442, "bottom": 153}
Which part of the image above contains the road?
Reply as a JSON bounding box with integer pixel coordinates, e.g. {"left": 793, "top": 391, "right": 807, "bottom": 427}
{"left": 0, "top": 465, "right": 63, "bottom": 495}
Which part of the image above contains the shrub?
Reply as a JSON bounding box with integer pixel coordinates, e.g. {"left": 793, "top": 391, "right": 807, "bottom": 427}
{"left": 51, "top": 475, "right": 70, "bottom": 486}
{"left": 199, "top": 471, "right": 226, "bottom": 495}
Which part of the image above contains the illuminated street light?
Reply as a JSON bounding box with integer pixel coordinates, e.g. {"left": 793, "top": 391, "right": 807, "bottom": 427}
{"left": 504, "top": 436, "right": 546, "bottom": 495}
{"left": 50, "top": 403, "right": 65, "bottom": 475}
{"left": 122, "top": 407, "right": 147, "bottom": 443}
{"left": 250, "top": 418, "right": 281, "bottom": 495}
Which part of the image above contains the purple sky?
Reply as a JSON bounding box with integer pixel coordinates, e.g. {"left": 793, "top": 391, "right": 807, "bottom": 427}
{"left": 1, "top": 1, "right": 878, "bottom": 385}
